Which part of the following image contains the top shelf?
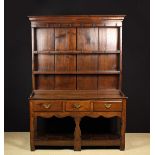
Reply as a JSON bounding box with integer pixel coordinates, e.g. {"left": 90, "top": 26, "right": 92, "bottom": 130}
{"left": 33, "top": 50, "right": 120, "bottom": 55}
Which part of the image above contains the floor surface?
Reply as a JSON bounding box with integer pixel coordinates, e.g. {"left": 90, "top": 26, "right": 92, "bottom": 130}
{"left": 4, "top": 132, "right": 150, "bottom": 155}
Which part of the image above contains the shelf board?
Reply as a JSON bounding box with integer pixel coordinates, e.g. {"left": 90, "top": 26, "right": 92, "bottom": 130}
{"left": 34, "top": 134, "right": 73, "bottom": 146}
{"left": 34, "top": 133, "right": 120, "bottom": 147}
{"left": 33, "top": 50, "right": 120, "bottom": 55}
{"left": 82, "top": 134, "right": 120, "bottom": 146}
{"left": 33, "top": 71, "right": 120, "bottom": 75}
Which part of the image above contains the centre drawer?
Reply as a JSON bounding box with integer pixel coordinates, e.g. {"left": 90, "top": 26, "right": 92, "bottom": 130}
{"left": 65, "top": 101, "right": 91, "bottom": 111}
{"left": 32, "top": 100, "right": 63, "bottom": 112}
{"left": 93, "top": 100, "right": 122, "bottom": 111}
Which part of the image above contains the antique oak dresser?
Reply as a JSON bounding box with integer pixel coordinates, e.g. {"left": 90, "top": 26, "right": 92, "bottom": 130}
{"left": 28, "top": 15, "right": 127, "bottom": 151}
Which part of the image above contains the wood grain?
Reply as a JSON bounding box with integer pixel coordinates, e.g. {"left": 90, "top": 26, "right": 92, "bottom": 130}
{"left": 77, "top": 55, "right": 98, "bottom": 90}
{"left": 98, "top": 54, "right": 119, "bottom": 71}
{"left": 99, "top": 28, "right": 118, "bottom": 51}
{"left": 37, "top": 55, "right": 54, "bottom": 71}
{"left": 36, "top": 28, "right": 54, "bottom": 51}
{"left": 55, "top": 28, "right": 76, "bottom": 51}
{"left": 77, "top": 28, "right": 98, "bottom": 51}
{"left": 77, "top": 75, "right": 97, "bottom": 90}
{"left": 55, "top": 55, "right": 76, "bottom": 90}
{"left": 77, "top": 55, "right": 98, "bottom": 71}
{"left": 98, "top": 75, "right": 119, "bottom": 89}
{"left": 35, "top": 75, "right": 54, "bottom": 90}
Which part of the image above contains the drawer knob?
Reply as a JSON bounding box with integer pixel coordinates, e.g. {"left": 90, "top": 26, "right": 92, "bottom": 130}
{"left": 73, "top": 103, "right": 81, "bottom": 109}
{"left": 104, "top": 104, "right": 111, "bottom": 109}
{"left": 42, "top": 104, "right": 51, "bottom": 109}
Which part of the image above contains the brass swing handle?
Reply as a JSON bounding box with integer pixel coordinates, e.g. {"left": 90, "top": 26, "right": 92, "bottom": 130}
{"left": 73, "top": 103, "right": 81, "bottom": 109}
{"left": 104, "top": 103, "right": 112, "bottom": 109}
{"left": 42, "top": 103, "right": 51, "bottom": 109}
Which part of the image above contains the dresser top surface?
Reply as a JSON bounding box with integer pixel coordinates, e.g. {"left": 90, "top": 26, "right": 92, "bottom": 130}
{"left": 29, "top": 90, "right": 127, "bottom": 100}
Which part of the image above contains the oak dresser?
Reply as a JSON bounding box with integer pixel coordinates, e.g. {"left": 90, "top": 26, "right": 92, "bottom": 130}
{"left": 28, "top": 15, "right": 127, "bottom": 151}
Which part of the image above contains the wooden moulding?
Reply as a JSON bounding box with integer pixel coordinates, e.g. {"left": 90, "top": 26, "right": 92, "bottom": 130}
{"left": 33, "top": 112, "right": 122, "bottom": 119}
{"left": 28, "top": 15, "right": 126, "bottom": 28}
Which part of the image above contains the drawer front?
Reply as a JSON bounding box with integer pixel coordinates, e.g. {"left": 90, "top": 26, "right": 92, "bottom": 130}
{"left": 93, "top": 101, "right": 122, "bottom": 111}
{"left": 65, "top": 101, "right": 91, "bottom": 111}
{"left": 32, "top": 101, "right": 63, "bottom": 112}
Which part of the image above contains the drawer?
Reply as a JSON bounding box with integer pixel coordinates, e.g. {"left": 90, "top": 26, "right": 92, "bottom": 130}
{"left": 32, "top": 100, "right": 63, "bottom": 112}
{"left": 93, "top": 101, "right": 122, "bottom": 111}
{"left": 65, "top": 101, "right": 91, "bottom": 111}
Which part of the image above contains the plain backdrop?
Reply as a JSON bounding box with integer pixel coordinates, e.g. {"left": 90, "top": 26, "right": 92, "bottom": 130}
{"left": 5, "top": 0, "right": 150, "bottom": 132}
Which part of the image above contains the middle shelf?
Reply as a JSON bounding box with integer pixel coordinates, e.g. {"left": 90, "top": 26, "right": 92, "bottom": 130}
{"left": 33, "top": 71, "right": 120, "bottom": 75}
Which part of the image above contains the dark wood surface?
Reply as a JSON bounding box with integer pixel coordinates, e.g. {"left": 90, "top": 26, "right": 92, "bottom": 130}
{"left": 28, "top": 15, "right": 127, "bottom": 151}
{"left": 30, "top": 90, "right": 126, "bottom": 100}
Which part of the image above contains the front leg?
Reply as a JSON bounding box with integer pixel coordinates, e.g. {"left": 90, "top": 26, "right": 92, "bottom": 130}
{"left": 30, "top": 101, "right": 36, "bottom": 151}
{"left": 120, "top": 99, "right": 126, "bottom": 151}
{"left": 74, "top": 117, "right": 81, "bottom": 151}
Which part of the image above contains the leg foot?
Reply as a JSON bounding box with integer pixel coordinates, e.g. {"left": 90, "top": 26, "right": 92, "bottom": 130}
{"left": 31, "top": 145, "right": 35, "bottom": 151}
{"left": 120, "top": 135, "right": 125, "bottom": 151}
{"left": 74, "top": 144, "right": 81, "bottom": 151}
{"left": 74, "top": 148, "right": 81, "bottom": 151}
{"left": 120, "top": 144, "right": 125, "bottom": 151}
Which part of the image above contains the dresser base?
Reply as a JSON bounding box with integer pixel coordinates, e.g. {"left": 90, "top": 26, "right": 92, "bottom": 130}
{"left": 29, "top": 96, "right": 126, "bottom": 151}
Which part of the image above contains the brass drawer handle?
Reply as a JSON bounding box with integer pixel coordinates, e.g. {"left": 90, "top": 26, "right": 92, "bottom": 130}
{"left": 73, "top": 103, "right": 81, "bottom": 109}
{"left": 42, "top": 103, "right": 51, "bottom": 109}
{"left": 104, "top": 104, "right": 112, "bottom": 109}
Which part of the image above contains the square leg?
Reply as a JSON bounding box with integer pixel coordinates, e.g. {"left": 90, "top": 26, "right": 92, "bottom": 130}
{"left": 120, "top": 99, "right": 126, "bottom": 151}
{"left": 30, "top": 102, "right": 37, "bottom": 151}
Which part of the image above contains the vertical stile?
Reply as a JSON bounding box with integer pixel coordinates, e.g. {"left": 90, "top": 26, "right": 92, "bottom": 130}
{"left": 31, "top": 27, "right": 35, "bottom": 90}
{"left": 54, "top": 27, "right": 55, "bottom": 90}
{"left": 119, "top": 26, "right": 122, "bottom": 90}
{"left": 76, "top": 27, "right": 77, "bottom": 90}
{"left": 97, "top": 27, "right": 99, "bottom": 90}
